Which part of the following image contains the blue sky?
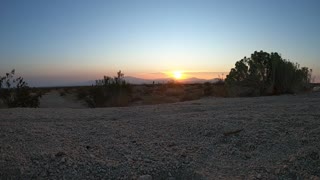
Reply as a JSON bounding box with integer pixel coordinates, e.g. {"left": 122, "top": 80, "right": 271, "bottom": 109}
{"left": 0, "top": 0, "right": 319, "bottom": 85}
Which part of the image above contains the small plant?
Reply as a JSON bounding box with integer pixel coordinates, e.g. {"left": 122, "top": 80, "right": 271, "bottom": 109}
{"left": 77, "top": 87, "right": 89, "bottom": 100}
{"left": 59, "top": 91, "right": 66, "bottom": 96}
{"left": 0, "top": 70, "right": 41, "bottom": 108}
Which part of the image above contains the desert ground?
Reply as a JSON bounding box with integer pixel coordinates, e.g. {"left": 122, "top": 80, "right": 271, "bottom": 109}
{"left": 1, "top": 92, "right": 320, "bottom": 179}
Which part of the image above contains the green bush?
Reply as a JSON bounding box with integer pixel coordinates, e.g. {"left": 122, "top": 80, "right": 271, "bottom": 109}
{"left": 225, "top": 51, "right": 312, "bottom": 96}
{"left": 0, "top": 70, "right": 41, "bottom": 108}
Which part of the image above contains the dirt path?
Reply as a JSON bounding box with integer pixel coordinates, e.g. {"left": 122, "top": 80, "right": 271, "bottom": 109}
{"left": 39, "top": 91, "right": 87, "bottom": 108}
{"left": 1, "top": 93, "right": 320, "bottom": 179}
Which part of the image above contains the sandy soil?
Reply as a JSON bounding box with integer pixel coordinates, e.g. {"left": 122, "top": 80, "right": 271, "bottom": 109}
{"left": 39, "top": 91, "right": 87, "bottom": 108}
{"left": 1, "top": 93, "right": 320, "bottom": 179}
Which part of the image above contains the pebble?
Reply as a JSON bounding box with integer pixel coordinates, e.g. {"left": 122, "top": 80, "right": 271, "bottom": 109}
{"left": 138, "top": 174, "right": 152, "bottom": 180}
{"left": 256, "top": 174, "right": 261, "bottom": 179}
{"left": 310, "top": 175, "right": 320, "bottom": 180}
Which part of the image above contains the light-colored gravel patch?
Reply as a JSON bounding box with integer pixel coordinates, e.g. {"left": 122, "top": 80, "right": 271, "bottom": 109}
{"left": 39, "top": 91, "right": 87, "bottom": 108}
{"left": 1, "top": 93, "right": 320, "bottom": 179}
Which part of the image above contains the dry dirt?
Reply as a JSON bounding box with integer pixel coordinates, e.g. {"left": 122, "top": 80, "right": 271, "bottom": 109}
{"left": 39, "top": 91, "right": 87, "bottom": 108}
{"left": 1, "top": 93, "right": 320, "bottom": 179}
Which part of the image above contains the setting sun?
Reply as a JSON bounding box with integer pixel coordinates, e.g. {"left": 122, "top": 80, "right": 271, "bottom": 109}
{"left": 173, "top": 71, "right": 183, "bottom": 79}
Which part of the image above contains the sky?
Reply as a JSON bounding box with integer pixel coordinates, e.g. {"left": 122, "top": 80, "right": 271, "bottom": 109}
{"left": 0, "top": 0, "right": 319, "bottom": 86}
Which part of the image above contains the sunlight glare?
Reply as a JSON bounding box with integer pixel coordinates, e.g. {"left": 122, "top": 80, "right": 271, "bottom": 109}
{"left": 173, "top": 71, "right": 183, "bottom": 79}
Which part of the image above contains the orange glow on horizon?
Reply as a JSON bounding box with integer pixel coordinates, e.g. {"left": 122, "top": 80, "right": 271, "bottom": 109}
{"left": 133, "top": 71, "right": 228, "bottom": 80}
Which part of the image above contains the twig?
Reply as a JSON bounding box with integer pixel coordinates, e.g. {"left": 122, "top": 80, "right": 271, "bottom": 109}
{"left": 223, "top": 129, "right": 244, "bottom": 136}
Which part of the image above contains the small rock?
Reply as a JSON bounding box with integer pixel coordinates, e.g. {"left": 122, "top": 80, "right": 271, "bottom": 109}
{"left": 310, "top": 175, "right": 320, "bottom": 180}
{"left": 59, "top": 165, "right": 66, "bottom": 170}
{"left": 138, "top": 174, "right": 152, "bottom": 180}
{"left": 167, "top": 142, "right": 176, "bottom": 147}
{"left": 55, "top": 151, "right": 66, "bottom": 157}
{"left": 60, "top": 157, "right": 66, "bottom": 163}
{"left": 289, "top": 156, "right": 296, "bottom": 162}
{"left": 256, "top": 174, "right": 261, "bottom": 179}
{"left": 33, "top": 160, "right": 39, "bottom": 164}
{"left": 144, "top": 159, "right": 152, "bottom": 163}
{"left": 40, "top": 170, "right": 47, "bottom": 177}
{"left": 310, "top": 152, "right": 319, "bottom": 160}
{"left": 204, "top": 130, "right": 214, "bottom": 137}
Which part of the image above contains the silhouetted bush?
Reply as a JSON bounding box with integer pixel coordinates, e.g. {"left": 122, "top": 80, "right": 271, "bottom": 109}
{"left": 0, "top": 70, "right": 41, "bottom": 108}
{"left": 89, "top": 71, "right": 132, "bottom": 107}
{"left": 77, "top": 87, "right": 90, "bottom": 100}
{"left": 59, "top": 91, "right": 66, "bottom": 96}
{"left": 203, "top": 82, "right": 213, "bottom": 96}
{"left": 225, "top": 51, "right": 312, "bottom": 96}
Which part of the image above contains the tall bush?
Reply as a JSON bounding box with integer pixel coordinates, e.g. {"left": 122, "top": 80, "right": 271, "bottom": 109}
{"left": 225, "top": 51, "right": 312, "bottom": 96}
{"left": 89, "top": 70, "right": 132, "bottom": 107}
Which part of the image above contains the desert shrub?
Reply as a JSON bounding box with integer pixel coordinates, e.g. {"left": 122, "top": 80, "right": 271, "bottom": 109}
{"left": 225, "top": 51, "right": 312, "bottom": 96}
{"left": 155, "top": 84, "right": 167, "bottom": 95}
{"left": 0, "top": 70, "right": 41, "bottom": 108}
{"left": 214, "top": 79, "right": 225, "bottom": 85}
{"left": 211, "top": 84, "right": 228, "bottom": 97}
{"left": 142, "top": 86, "right": 153, "bottom": 95}
{"left": 89, "top": 71, "right": 132, "bottom": 107}
{"left": 77, "top": 87, "right": 90, "bottom": 100}
{"left": 59, "top": 91, "right": 66, "bottom": 96}
{"left": 165, "top": 87, "right": 184, "bottom": 97}
{"left": 203, "top": 82, "right": 213, "bottom": 96}
{"left": 180, "top": 90, "right": 203, "bottom": 102}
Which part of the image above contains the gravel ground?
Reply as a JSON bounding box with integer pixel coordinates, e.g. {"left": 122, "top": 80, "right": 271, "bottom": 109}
{"left": 1, "top": 93, "right": 320, "bottom": 179}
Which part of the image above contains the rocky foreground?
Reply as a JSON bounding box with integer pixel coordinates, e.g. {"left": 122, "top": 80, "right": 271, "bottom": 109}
{"left": 1, "top": 93, "right": 320, "bottom": 179}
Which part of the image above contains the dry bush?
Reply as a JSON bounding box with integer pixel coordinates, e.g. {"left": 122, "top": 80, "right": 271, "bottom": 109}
{"left": 0, "top": 70, "right": 41, "bottom": 108}
{"left": 211, "top": 84, "right": 228, "bottom": 97}
{"left": 142, "top": 86, "right": 153, "bottom": 95}
{"left": 88, "top": 71, "right": 132, "bottom": 107}
{"left": 203, "top": 82, "right": 213, "bottom": 96}
{"left": 165, "top": 87, "right": 184, "bottom": 97}
{"left": 180, "top": 88, "right": 203, "bottom": 102}
{"left": 0, "top": 99, "right": 6, "bottom": 108}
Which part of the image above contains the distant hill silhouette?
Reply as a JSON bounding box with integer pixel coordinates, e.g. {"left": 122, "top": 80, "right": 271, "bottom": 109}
{"left": 74, "top": 76, "right": 221, "bottom": 86}
{"left": 26, "top": 76, "right": 221, "bottom": 87}
{"left": 121, "top": 76, "right": 220, "bottom": 85}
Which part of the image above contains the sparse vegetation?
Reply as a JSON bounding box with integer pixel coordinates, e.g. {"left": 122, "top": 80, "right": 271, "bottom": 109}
{"left": 226, "top": 51, "right": 312, "bottom": 96}
{"left": 203, "top": 82, "right": 213, "bottom": 96}
{"left": 86, "top": 71, "right": 132, "bottom": 107}
{"left": 0, "top": 70, "right": 41, "bottom": 108}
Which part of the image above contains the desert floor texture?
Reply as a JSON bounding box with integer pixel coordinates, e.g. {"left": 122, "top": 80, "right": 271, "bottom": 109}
{"left": 1, "top": 92, "right": 320, "bottom": 179}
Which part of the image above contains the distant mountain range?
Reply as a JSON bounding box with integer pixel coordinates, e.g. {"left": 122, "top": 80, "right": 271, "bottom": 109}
{"left": 28, "top": 76, "right": 222, "bottom": 87}
{"left": 81, "top": 76, "right": 221, "bottom": 86}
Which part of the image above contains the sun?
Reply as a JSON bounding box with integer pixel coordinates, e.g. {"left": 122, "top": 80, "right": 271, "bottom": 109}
{"left": 173, "top": 71, "right": 183, "bottom": 79}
